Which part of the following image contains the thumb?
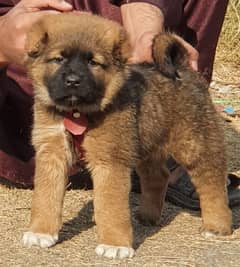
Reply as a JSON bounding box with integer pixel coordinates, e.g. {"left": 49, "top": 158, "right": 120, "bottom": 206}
{"left": 23, "top": 0, "right": 73, "bottom": 11}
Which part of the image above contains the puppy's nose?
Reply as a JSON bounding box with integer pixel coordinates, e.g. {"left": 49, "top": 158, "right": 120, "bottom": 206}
{"left": 65, "top": 74, "right": 80, "bottom": 87}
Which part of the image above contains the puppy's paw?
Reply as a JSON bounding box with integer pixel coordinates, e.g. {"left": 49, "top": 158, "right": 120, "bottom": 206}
{"left": 201, "top": 230, "right": 219, "bottom": 238}
{"left": 22, "top": 231, "right": 58, "bottom": 248}
{"left": 201, "top": 228, "right": 232, "bottom": 239}
{"left": 95, "top": 244, "right": 134, "bottom": 259}
{"left": 200, "top": 224, "right": 232, "bottom": 238}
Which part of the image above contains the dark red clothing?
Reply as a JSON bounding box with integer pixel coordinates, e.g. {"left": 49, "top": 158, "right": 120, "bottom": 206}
{"left": 0, "top": 0, "right": 228, "bottom": 185}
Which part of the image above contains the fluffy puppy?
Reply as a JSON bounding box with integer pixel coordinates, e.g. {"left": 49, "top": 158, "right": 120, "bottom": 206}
{"left": 22, "top": 13, "right": 232, "bottom": 259}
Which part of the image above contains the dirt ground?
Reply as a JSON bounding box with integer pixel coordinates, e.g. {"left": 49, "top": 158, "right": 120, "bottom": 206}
{"left": 1, "top": 186, "right": 240, "bottom": 267}
{"left": 0, "top": 188, "right": 239, "bottom": 267}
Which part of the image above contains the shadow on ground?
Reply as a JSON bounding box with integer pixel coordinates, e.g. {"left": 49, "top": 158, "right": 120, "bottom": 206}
{"left": 57, "top": 189, "right": 240, "bottom": 250}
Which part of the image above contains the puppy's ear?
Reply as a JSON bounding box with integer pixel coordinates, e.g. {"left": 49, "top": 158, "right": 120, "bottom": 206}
{"left": 152, "top": 33, "right": 189, "bottom": 79}
{"left": 25, "top": 21, "right": 48, "bottom": 59}
{"left": 113, "top": 29, "right": 132, "bottom": 65}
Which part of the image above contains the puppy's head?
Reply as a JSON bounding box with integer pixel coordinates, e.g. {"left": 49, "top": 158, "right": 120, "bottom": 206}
{"left": 25, "top": 13, "right": 131, "bottom": 113}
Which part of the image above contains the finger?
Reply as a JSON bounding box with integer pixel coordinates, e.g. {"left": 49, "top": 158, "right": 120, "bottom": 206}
{"left": 72, "top": 10, "right": 92, "bottom": 15}
{"left": 128, "top": 46, "right": 153, "bottom": 64}
{"left": 173, "top": 34, "right": 199, "bottom": 71}
{"left": 21, "top": 0, "right": 72, "bottom": 11}
{"left": 190, "top": 60, "right": 198, "bottom": 71}
{"left": 174, "top": 35, "right": 199, "bottom": 60}
{"left": 128, "top": 53, "right": 152, "bottom": 64}
{"left": 19, "top": 10, "right": 61, "bottom": 52}
{"left": 127, "top": 56, "right": 138, "bottom": 64}
{"left": 19, "top": 10, "right": 61, "bottom": 31}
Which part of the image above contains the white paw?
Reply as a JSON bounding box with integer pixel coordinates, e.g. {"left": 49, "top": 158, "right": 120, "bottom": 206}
{"left": 201, "top": 230, "right": 217, "bottom": 239}
{"left": 22, "top": 231, "right": 58, "bottom": 248}
{"left": 95, "top": 244, "right": 134, "bottom": 259}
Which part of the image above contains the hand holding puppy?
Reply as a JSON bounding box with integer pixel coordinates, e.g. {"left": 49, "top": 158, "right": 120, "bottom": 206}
{"left": 0, "top": 0, "right": 72, "bottom": 66}
{"left": 121, "top": 2, "right": 199, "bottom": 70}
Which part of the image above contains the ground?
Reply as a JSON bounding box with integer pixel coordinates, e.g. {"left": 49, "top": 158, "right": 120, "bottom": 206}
{"left": 1, "top": 188, "right": 240, "bottom": 266}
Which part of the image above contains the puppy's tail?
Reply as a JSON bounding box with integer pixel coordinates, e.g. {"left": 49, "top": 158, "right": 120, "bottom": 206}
{"left": 152, "top": 33, "right": 197, "bottom": 79}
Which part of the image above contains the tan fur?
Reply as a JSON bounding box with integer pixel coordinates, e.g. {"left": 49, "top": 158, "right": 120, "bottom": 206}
{"left": 24, "top": 13, "right": 232, "bottom": 250}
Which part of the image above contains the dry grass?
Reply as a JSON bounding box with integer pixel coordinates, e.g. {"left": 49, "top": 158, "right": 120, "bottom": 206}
{"left": 213, "top": 0, "right": 240, "bottom": 84}
{"left": 210, "top": 1, "right": 240, "bottom": 177}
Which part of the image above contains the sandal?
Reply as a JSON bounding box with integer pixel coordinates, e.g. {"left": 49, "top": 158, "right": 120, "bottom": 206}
{"left": 166, "top": 170, "right": 240, "bottom": 210}
{"left": 131, "top": 158, "right": 240, "bottom": 210}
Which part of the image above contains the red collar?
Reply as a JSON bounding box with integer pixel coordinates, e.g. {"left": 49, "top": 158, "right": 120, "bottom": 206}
{"left": 63, "top": 111, "right": 87, "bottom": 159}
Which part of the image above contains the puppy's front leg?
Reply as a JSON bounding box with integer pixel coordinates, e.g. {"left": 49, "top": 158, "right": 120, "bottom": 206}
{"left": 91, "top": 164, "right": 134, "bottom": 259}
{"left": 23, "top": 108, "right": 72, "bottom": 248}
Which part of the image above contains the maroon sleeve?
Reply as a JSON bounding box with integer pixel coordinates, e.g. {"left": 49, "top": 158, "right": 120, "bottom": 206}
{"left": 110, "top": 0, "right": 167, "bottom": 13}
{"left": 109, "top": 0, "right": 184, "bottom": 29}
{"left": 0, "top": 0, "right": 14, "bottom": 16}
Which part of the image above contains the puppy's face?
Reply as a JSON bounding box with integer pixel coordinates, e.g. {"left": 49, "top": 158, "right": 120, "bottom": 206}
{"left": 25, "top": 13, "right": 131, "bottom": 113}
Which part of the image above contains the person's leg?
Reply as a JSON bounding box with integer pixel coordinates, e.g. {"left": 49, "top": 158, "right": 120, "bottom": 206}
{"left": 177, "top": 0, "right": 229, "bottom": 83}
{"left": 0, "top": 67, "right": 35, "bottom": 186}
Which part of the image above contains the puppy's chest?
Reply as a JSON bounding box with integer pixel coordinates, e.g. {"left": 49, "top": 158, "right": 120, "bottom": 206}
{"left": 66, "top": 110, "right": 137, "bottom": 166}
{"left": 66, "top": 113, "right": 110, "bottom": 161}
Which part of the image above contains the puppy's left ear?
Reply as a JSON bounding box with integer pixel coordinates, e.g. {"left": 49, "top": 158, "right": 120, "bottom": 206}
{"left": 113, "top": 29, "right": 132, "bottom": 64}
{"left": 25, "top": 20, "right": 48, "bottom": 59}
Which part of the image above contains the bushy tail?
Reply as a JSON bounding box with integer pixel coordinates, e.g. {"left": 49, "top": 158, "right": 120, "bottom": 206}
{"left": 152, "top": 33, "right": 191, "bottom": 79}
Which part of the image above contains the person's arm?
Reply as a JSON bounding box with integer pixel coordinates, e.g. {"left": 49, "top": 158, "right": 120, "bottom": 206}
{"left": 0, "top": 55, "right": 7, "bottom": 69}
{"left": 0, "top": 0, "right": 72, "bottom": 67}
{"left": 110, "top": 1, "right": 199, "bottom": 69}
{"left": 120, "top": 2, "right": 164, "bottom": 63}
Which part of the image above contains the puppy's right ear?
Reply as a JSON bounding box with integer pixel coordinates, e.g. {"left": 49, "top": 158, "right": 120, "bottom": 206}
{"left": 25, "top": 21, "right": 48, "bottom": 59}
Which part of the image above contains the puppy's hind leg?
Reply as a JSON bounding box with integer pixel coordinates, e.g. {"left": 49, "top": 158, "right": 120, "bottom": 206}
{"left": 189, "top": 161, "right": 232, "bottom": 237}
{"left": 136, "top": 150, "right": 170, "bottom": 226}
{"left": 172, "top": 133, "right": 232, "bottom": 236}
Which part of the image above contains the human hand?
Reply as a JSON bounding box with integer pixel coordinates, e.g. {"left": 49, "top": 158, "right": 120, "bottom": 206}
{"left": 121, "top": 3, "right": 198, "bottom": 71}
{"left": 0, "top": 0, "right": 72, "bottom": 66}
{"left": 173, "top": 35, "right": 199, "bottom": 71}
{"left": 121, "top": 3, "right": 164, "bottom": 64}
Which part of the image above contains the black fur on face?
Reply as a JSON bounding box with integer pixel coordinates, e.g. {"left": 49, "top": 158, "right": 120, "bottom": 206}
{"left": 44, "top": 49, "right": 106, "bottom": 110}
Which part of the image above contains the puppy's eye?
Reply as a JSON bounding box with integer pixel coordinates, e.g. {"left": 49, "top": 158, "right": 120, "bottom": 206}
{"left": 88, "top": 59, "right": 101, "bottom": 67}
{"left": 48, "top": 56, "right": 66, "bottom": 64}
{"left": 88, "top": 59, "right": 107, "bottom": 69}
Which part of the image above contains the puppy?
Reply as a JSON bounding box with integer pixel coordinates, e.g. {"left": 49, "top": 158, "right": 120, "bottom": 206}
{"left": 22, "top": 13, "right": 232, "bottom": 259}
